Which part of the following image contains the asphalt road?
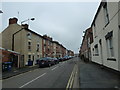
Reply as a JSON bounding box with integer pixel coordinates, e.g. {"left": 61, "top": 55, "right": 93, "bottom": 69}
{"left": 2, "top": 58, "right": 77, "bottom": 88}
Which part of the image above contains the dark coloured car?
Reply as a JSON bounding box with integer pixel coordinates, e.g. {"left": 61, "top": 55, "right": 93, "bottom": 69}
{"left": 53, "top": 58, "right": 59, "bottom": 64}
{"left": 62, "top": 56, "right": 69, "bottom": 61}
{"left": 58, "top": 57, "right": 63, "bottom": 62}
{"left": 50, "top": 57, "right": 56, "bottom": 65}
{"left": 38, "top": 57, "right": 53, "bottom": 67}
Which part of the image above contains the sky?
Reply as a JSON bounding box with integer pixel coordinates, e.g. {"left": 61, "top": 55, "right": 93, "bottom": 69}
{"left": 1, "top": 1, "right": 100, "bottom": 53}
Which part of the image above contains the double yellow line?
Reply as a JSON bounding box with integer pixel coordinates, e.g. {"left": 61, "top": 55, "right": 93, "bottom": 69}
{"left": 66, "top": 65, "right": 77, "bottom": 89}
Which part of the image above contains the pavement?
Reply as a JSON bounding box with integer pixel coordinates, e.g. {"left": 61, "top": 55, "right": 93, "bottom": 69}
{"left": 2, "top": 65, "right": 38, "bottom": 79}
{"left": 78, "top": 57, "right": 120, "bottom": 89}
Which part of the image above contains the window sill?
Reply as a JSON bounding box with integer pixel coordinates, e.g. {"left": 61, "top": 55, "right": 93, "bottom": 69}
{"left": 107, "top": 58, "right": 116, "bottom": 61}
{"left": 93, "top": 54, "right": 99, "bottom": 56}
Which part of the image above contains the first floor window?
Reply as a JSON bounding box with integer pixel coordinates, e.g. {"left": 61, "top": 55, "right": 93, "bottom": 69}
{"left": 37, "top": 43, "right": 40, "bottom": 52}
{"left": 103, "top": 2, "right": 109, "bottom": 25}
{"left": 28, "top": 55, "right": 31, "bottom": 61}
{"left": 28, "top": 41, "right": 31, "bottom": 51}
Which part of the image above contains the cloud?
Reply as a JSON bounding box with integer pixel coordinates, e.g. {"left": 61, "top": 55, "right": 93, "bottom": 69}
{"left": 2, "top": 2, "right": 100, "bottom": 53}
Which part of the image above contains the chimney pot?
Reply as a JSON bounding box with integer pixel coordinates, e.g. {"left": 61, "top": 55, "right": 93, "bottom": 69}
{"left": 9, "top": 17, "right": 18, "bottom": 25}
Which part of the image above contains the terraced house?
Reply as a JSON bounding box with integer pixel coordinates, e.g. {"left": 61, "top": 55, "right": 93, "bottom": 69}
{"left": 2, "top": 18, "right": 43, "bottom": 67}
{"left": 91, "top": 1, "right": 120, "bottom": 72}
{"left": 2, "top": 17, "right": 74, "bottom": 67}
{"left": 79, "top": 27, "right": 93, "bottom": 62}
{"left": 52, "top": 41, "right": 61, "bottom": 58}
{"left": 42, "top": 35, "right": 53, "bottom": 57}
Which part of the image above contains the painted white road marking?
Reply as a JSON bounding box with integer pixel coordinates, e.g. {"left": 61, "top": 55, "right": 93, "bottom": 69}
{"left": 19, "top": 73, "right": 46, "bottom": 88}
{"left": 51, "top": 66, "right": 58, "bottom": 71}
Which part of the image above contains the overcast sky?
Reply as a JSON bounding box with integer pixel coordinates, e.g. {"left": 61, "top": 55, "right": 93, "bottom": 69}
{"left": 1, "top": 1, "right": 100, "bottom": 53}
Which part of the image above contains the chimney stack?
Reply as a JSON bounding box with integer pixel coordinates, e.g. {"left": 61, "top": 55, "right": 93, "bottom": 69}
{"left": 9, "top": 17, "right": 18, "bottom": 25}
{"left": 22, "top": 24, "right": 29, "bottom": 29}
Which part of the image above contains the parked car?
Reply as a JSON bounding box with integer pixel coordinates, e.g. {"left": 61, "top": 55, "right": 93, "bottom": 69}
{"left": 36, "top": 59, "right": 40, "bottom": 65}
{"left": 53, "top": 58, "right": 59, "bottom": 64}
{"left": 50, "top": 57, "right": 56, "bottom": 65}
{"left": 58, "top": 57, "right": 63, "bottom": 62}
{"left": 62, "top": 56, "right": 69, "bottom": 61}
{"left": 38, "top": 57, "right": 53, "bottom": 67}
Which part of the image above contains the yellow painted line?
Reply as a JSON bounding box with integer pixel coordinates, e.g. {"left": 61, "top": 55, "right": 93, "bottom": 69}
{"left": 66, "top": 64, "right": 78, "bottom": 89}
{"left": 66, "top": 70, "right": 74, "bottom": 88}
{"left": 66, "top": 65, "right": 76, "bottom": 89}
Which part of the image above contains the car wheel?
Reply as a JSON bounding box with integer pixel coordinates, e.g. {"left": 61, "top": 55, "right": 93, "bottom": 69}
{"left": 48, "top": 64, "right": 51, "bottom": 67}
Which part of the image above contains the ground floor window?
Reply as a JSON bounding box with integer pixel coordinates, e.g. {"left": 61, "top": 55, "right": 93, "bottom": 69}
{"left": 94, "top": 44, "right": 99, "bottom": 56}
{"left": 106, "top": 37, "right": 114, "bottom": 57}
{"left": 105, "top": 31, "right": 114, "bottom": 58}
{"left": 37, "top": 55, "right": 39, "bottom": 59}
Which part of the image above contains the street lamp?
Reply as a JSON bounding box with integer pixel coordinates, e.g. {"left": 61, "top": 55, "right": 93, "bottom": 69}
{"left": 0, "top": 10, "right": 3, "bottom": 13}
{"left": 21, "top": 18, "right": 35, "bottom": 25}
{"left": 12, "top": 18, "right": 35, "bottom": 51}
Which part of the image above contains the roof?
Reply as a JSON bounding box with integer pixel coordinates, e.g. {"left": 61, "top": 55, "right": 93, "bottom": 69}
{"left": 91, "top": 1, "right": 105, "bottom": 26}
{"left": 52, "top": 41, "right": 60, "bottom": 45}
{"left": 0, "top": 47, "right": 20, "bottom": 54}
{"left": 25, "top": 28, "right": 43, "bottom": 39}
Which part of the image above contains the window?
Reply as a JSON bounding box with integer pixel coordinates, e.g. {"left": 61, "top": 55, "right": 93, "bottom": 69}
{"left": 43, "top": 40, "right": 46, "bottom": 44}
{"left": 37, "top": 43, "right": 40, "bottom": 52}
{"left": 44, "top": 47, "right": 45, "bottom": 52}
{"left": 32, "top": 55, "right": 34, "bottom": 61}
{"left": 37, "top": 55, "right": 39, "bottom": 59}
{"left": 106, "top": 37, "right": 114, "bottom": 57}
{"left": 27, "top": 32, "right": 32, "bottom": 39}
{"left": 28, "top": 41, "right": 31, "bottom": 51}
{"left": 48, "top": 41, "right": 50, "bottom": 46}
{"left": 28, "top": 55, "right": 31, "bottom": 61}
{"left": 94, "top": 44, "right": 99, "bottom": 56}
{"left": 103, "top": 2, "right": 109, "bottom": 25}
{"left": 48, "top": 48, "right": 50, "bottom": 52}
{"left": 105, "top": 31, "right": 114, "bottom": 57}
{"left": 88, "top": 37, "right": 90, "bottom": 48}
{"left": 93, "top": 23, "right": 97, "bottom": 38}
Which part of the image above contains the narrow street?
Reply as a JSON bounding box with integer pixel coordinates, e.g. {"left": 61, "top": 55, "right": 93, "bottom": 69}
{"left": 2, "top": 58, "right": 77, "bottom": 88}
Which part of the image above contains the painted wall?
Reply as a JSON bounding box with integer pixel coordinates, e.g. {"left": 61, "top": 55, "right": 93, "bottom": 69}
{"left": 118, "top": 1, "right": 120, "bottom": 71}
{"left": 14, "top": 29, "right": 43, "bottom": 66}
{"left": 91, "top": 2, "right": 119, "bottom": 71}
{"left": 2, "top": 24, "right": 21, "bottom": 50}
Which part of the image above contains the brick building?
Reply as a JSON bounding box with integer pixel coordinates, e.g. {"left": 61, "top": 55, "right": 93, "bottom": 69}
{"left": 79, "top": 27, "right": 93, "bottom": 61}
{"left": 42, "top": 35, "right": 53, "bottom": 57}
{"left": 0, "top": 47, "right": 20, "bottom": 68}
{"left": 52, "top": 41, "right": 66, "bottom": 58}
{"left": 60, "top": 44, "right": 67, "bottom": 57}
{"left": 67, "top": 50, "right": 74, "bottom": 56}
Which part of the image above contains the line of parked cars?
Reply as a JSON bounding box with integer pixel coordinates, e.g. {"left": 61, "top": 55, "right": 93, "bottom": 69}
{"left": 36, "top": 56, "right": 74, "bottom": 68}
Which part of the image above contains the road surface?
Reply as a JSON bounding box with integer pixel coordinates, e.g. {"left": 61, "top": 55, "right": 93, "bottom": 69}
{"left": 2, "top": 58, "right": 77, "bottom": 88}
